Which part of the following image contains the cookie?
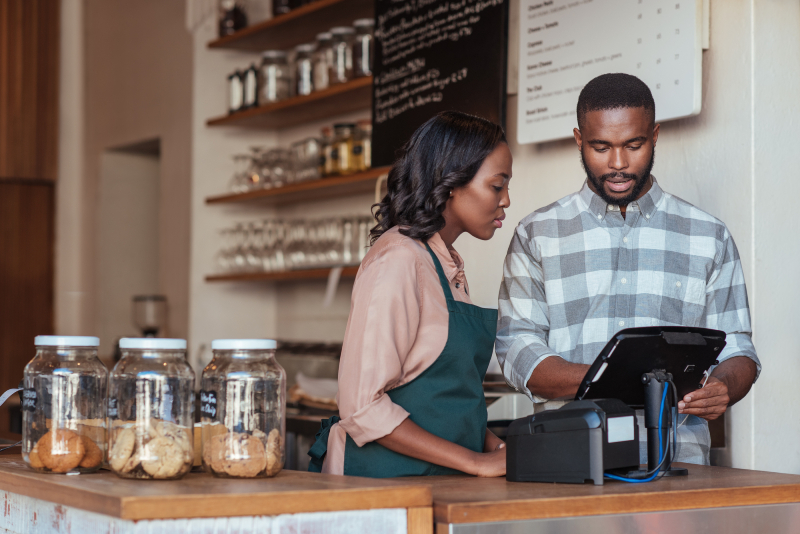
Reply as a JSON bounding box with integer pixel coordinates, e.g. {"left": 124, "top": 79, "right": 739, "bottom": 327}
{"left": 141, "top": 437, "right": 184, "bottom": 479}
{"left": 151, "top": 420, "right": 193, "bottom": 462}
{"left": 109, "top": 427, "right": 135, "bottom": 472}
{"left": 28, "top": 443, "right": 44, "bottom": 469}
{"left": 265, "top": 428, "right": 283, "bottom": 477}
{"left": 120, "top": 450, "right": 141, "bottom": 474}
{"left": 38, "top": 429, "right": 85, "bottom": 473}
{"left": 79, "top": 435, "right": 103, "bottom": 468}
{"left": 203, "top": 433, "right": 228, "bottom": 474}
{"left": 221, "top": 433, "right": 267, "bottom": 478}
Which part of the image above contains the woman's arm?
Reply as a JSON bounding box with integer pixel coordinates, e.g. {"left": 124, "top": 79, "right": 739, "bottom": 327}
{"left": 376, "top": 418, "right": 506, "bottom": 477}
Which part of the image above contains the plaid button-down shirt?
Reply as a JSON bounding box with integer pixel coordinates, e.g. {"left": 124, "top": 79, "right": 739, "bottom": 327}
{"left": 496, "top": 179, "right": 760, "bottom": 464}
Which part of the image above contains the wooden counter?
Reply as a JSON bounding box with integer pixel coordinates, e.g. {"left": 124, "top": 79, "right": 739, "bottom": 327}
{"left": 426, "top": 463, "right": 800, "bottom": 532}
{"left": 0, "top": 457, "right": 430, "bottom": 524}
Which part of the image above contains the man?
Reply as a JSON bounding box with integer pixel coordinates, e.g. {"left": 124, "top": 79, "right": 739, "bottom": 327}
{"left": 496, "top": 73, "right": 760, "bottom": 464}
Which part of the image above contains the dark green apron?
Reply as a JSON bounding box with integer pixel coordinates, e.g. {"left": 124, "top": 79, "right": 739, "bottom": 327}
{"left": 308, "top": 243, "right": 497, "bottom": 477}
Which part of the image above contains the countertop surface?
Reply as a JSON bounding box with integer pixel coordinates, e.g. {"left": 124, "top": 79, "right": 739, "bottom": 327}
{"left": 0, "top": 457, "right": 430, "bottom": 520}
{"left": 423, "top": 463, "right": 800, "bottom": 524}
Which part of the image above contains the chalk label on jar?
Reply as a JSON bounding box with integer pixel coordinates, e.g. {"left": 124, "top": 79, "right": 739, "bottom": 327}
{"left": 200, "top": 390, "right": 217, "bottom": 419}
{"left": 22, "top": 389, "right": 37, "bottom": 411}
{"left": 107, "top": 398, "right": 118, "bottom": 418}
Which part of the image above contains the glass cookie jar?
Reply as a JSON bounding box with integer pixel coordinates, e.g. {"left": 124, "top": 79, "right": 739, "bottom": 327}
{"left": 201, "top": 339, "right": 286, "bottom": 478}
{"left": 108, "top": 338, "right": 195, "bottom": 480}
{"left": 23, "top": 336, "right": 108, "bottom": 474}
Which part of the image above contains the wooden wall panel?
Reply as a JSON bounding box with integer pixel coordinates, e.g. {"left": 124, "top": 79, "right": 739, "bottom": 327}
{"left": 0, "top": 181, "right": 55, "bottom": 432}
{"left": 0, "top": 0, "right": 60, "bottom": 181}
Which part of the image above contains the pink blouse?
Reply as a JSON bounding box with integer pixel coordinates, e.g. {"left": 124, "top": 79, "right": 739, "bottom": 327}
{"left": 322, "top": 227, "right": 471, "bottom": 475}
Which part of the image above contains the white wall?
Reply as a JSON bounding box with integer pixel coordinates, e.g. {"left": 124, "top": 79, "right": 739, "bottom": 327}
{"left": 96, "top": 151, "right": 161, "bottom": 357}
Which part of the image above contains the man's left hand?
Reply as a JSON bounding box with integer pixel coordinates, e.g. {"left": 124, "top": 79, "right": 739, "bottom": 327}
{"left": 678, "top": 377, "right": 730, "bottom": 421}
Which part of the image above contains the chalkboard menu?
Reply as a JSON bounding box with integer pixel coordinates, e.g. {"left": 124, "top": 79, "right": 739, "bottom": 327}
{"left": 372, "top": 0, "right": 509, "bottom": 167}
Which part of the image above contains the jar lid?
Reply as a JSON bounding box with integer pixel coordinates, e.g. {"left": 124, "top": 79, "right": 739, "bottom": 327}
{"left": 330, "top": 26, "right": 355, "bottom": 35}
{"left": 295, "top": 43, "right": 316, "bottom": 53}
{"left": 212, "top": 339, "right": 277, "bottom": 350}
{"left": 34, "top": 335, "right": 100, "bottom": 347}
{"left": 316, "top": 32, "right": 332, "bottom": 41}
{"left": 334, "top": 123, "right": 357, "bottom": 129}
{"left": 119, "top": 338, "right": 187, "bottom": 350}
{"left": 353, "top": 18, "right": 374, "bottom": 27}
{"left": 262, "top": 50, "right": 288, "bottom": 59}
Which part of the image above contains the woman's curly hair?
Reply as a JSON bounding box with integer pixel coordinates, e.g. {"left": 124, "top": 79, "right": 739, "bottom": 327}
{"left": 370, "top": 111, "right": 506, "bottom": 244}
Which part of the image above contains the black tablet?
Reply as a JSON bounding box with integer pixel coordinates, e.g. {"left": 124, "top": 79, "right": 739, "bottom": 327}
{"left": 575, "top": 327, "right": 726, "bottom": 407}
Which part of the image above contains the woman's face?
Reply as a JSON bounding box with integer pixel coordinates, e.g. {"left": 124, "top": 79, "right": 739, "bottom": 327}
{"left": 444, "top": 143, "right": 512, "bottom": 241}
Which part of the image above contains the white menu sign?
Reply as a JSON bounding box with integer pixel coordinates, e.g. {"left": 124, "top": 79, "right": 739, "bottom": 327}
{"left": 517, "top": 0, "right": 702, "bottom": 145}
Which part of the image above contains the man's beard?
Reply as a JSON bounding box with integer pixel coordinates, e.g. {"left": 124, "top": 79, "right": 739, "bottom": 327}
{"left": 581, "top": 148, "right": 655, "bottom": 207}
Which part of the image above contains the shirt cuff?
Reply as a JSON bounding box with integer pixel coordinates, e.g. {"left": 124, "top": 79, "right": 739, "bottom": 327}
{"left": 338, "top": 394, "right": 410, "bottom": 447}
{"left": 504, "top": 336, "right": 560, "bottom": 403}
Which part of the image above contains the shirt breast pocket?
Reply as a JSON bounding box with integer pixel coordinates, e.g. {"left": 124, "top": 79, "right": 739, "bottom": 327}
{"left": 661, "top": 275, "right": 706, "bottom": 326}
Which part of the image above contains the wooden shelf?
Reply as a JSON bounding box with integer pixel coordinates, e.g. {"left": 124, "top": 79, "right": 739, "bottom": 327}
{"left": 206, "top": 166, "right": 389, "bottom": 205}
{"left": 206, "top": 266, "right": 360, "bottom": 283}
{"left": 207, "top": 77, "right": 372, "bottom": 129}
{"left": 208, "top": 0, "right": 374, "bottom": 52}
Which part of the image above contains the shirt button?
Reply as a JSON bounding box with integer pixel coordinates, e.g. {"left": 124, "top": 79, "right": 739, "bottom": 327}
{"left": 619, "top": 321, "right": 625, "bottom": 327}
{"left": 645, "top": 214, "right": 650, "bottom": 219}
{"left": 597, "top": 214, "right": 602, "bottom": 219}
{"left": 621, "top": 278, "right": 627, "bottom": 284}
{"left": 455, "top": 283, "right": 461, "bottom": 288}
{"left": 623, "top": 237, "right": 628, "bottom": 243}
{"left": 676, "top": 281, "right": 681, "bottom": 288}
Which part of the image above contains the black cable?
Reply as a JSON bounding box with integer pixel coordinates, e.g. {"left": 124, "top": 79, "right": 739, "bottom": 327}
{"left": 0, "top": 441, "right": 21, "bottom": 453}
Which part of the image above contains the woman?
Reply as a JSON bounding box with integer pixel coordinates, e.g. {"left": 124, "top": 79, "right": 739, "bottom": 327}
{"left": 308, "top": 111, "right": 512, "bottom": 477}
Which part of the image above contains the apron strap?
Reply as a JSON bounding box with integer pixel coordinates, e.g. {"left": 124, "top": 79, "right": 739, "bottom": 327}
{"left": 307, "top": 415, "right": 341, "bottom": 473}
{"left": 424, "top": 243, "right": 455, "bottom": 302}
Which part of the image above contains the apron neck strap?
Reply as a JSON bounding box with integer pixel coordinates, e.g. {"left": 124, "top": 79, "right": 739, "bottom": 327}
{"left": 424, "top": 242, "right": 455, "bottom": 302}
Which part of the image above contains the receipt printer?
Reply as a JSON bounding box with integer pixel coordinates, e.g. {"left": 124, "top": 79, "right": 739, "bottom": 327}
{"left": 505, "top": 398, "right": 639, "bottom": 485}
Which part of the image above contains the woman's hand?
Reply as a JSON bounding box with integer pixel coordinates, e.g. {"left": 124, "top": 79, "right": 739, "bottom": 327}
{"left": 484, "top": 429, "right": 505, "bottom": 452}
{"left": 471, "top": 447, "right": 507, "bottom": 477}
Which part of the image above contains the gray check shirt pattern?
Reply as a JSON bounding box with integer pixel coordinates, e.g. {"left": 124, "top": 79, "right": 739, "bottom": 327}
{"left": 496, "top": 179, "right": 760, "bottom": 465}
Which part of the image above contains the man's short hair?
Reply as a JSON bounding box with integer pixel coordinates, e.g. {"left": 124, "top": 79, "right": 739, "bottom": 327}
{"left": 576, "top": 73, "right": 656, "bottom": 129}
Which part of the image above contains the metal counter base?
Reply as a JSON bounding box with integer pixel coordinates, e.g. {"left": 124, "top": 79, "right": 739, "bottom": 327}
{"left": 441, "top": 502, "right": 800, "bottom": 533}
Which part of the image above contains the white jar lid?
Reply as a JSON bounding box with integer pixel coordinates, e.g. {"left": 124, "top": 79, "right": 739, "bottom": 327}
{"left": 211, "top": 339, "right": 277, "bottom": 351}
{"left": 34, "top": 335, "right": 100, "bottom": 347}
{"left": 119, "top": 338, "right": 187, "bottom": 350}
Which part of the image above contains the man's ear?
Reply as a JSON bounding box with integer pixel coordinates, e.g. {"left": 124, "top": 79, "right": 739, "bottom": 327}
{"left": 652, "top": 123, "right": 660, "bottom": 146}
{"left": 573, "top": 127, "right": 583, "bottom": 150}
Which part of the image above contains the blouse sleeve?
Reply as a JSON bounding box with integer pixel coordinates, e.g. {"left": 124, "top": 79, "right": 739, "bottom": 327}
{"left": 336, "top": 243, "right": 422, "bottom": 447}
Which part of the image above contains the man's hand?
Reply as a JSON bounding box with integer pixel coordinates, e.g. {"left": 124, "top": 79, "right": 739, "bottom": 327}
{"left": 678, "top": 377, "right": 729, "bottom": 421}
{"left": 678, "top": 356, "right": 757, "bottom": 421}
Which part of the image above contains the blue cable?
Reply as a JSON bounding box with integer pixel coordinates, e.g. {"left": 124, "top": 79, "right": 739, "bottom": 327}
{"left": 604, "top": 385, "right": 668, "bottom": 483}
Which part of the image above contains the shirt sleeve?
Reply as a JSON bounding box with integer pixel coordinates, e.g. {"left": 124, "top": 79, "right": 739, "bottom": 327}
{"left": 336, "top": 244, "right": 421, "bottom": 447}
{"left": 703, "top": 226, "right": 761, "bottom": 380}
{"left": 496, "top": 223, "right": 560, "bottom": 402}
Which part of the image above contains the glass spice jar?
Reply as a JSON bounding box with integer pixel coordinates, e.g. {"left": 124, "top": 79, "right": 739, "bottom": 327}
{"left": 352, "top": 119, "right": 372, "bottom": 172}
{"left": 321, "top": 126, "right": 337, "bottom": 176}
{"left": 242, "top": 64, "right": 259, "bottom": 109}
{"left": 294, "top": 43, "right": 315, "bottom": 97}
{"left": 108, "top": 338, "right": 195, "bottom": 480}
{"left": 333, "top": 123, "right": 357, "bottom": 175}
{"left": 201, "top": 339, "right": 286, "bottom": 478}
{"left": 352, "top": 19, "right": 374, "bottom": 78}
{"left": 228, "top": 70, "right": 244, "bottom": 113}
{"left": 218, "top": 0, "right": 248, "bottom": 37}
{"left": 22, "top": 336, "right": 108, "bottom": 474}
{"left": 329, "top": 27, "right": 355, "bottom": 85}
{"left": 312, "top": 32, "right": 333, "bottom": 91}
{"left": 259, "top": 50, "right": 292, "bottom": 104}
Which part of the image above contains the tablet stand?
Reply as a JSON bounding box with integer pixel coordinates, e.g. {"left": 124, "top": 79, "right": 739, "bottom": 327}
{"left": 622, "top": 370, "right": 688, "bottom": 478}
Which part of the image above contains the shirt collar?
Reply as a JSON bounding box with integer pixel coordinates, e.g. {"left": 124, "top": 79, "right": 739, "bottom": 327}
{"left": 579, "top": 176, "right": 664, "bottom": 222}
{"left": 428, "top": 232, "right": 465, "bottom": 283}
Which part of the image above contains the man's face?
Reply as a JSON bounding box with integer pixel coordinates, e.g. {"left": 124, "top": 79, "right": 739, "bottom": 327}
{"left": 574, "top": 107, "right": 659, "bottom": 206}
